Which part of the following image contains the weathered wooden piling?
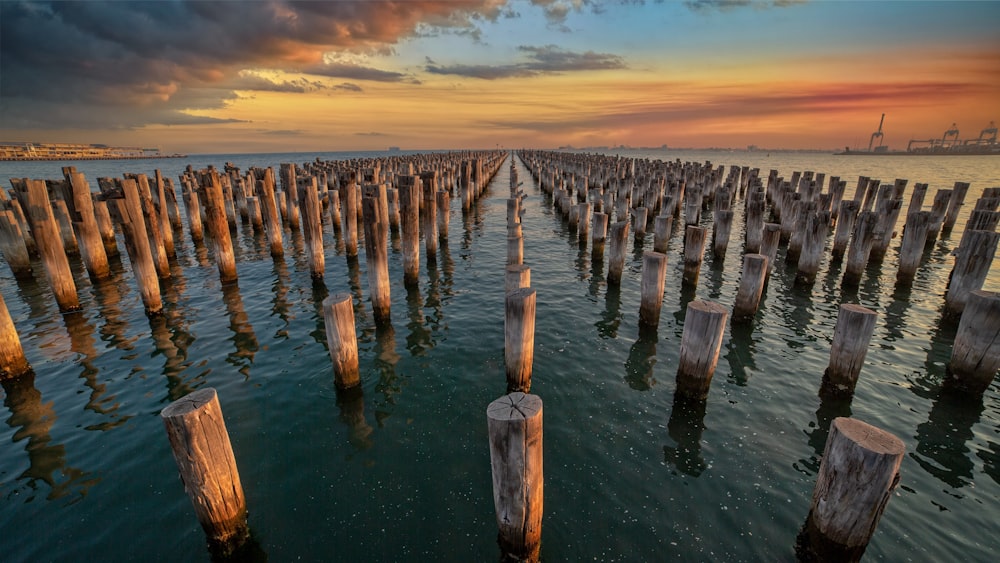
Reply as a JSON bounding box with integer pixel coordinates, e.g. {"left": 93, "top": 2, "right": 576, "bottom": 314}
{"left": 183, "top": 186, "right": 205, "bottom": 244}
{"left": 22, "top": 179, "right": 80, "bottom": 312}
{"left": 895, "top": 211, "right": 931, "bottom": 284}
{"left": 279, "top": 163, "right": 301, "bottom": 231}
{"left": 633, "top": 207, "right": 648, "bottom": 240}
{"left": 161, "top": 388, "right": 249, "bottom": 555}
{"left": 322, "top": 293, "right": 361, "bottom": 389}
{"left": 398, "top": 175, "right": 421, "bottom": 287}
{"left": 51, "top": 198, "right": 79, "bottom": 256}
{"left": 843, "top": 211, "right": 878, "bottom": 286}
{"left": 421, "top": 172, "right": 439, "bottom": 261}
{"left": 507, "top": 235, "right": 524, "bottom": 266}
{"left": 92, "top": 199, "right": 120, "bottom": 257}
{"left": 116, "top": 179, "right": 163, "bottom": 315}
{"left": 198, "top": 171, "right": 238, "bottom": 283}
{"left": 945, "top": 290, "right": 1000, "bottom": 394}
{"left": 0, "top": 292, "right": 31, "bottom": 378}
{"left": 297, "top": 177, "right": 325, "bottom": 279}
{"left": 606, "top": 221, "right": 630, "bottom": 285}
{"left": 682, "top": 225, "right": 707, "bottom": 287}
{"left": 505, "top": 264, "right": 531, "bottom": 294}
{"left": 577, "top": 202, "right": 591, "bottom": 242}
{"left": 592, "top": 212, "right": 609, "bottom": 258}
{"left": 638, "top": 251, "right": 668, "bottom": 328}
{"left": 831, "top": 200, "right": 860, "bottom": 259}
{"left": 64, "top": 171, "right": 110, "bottom": 280}
{"left": 925, "top": 189, "right": 952, "bottom": 243}
{"left": 821, "top": 304, "right": 878, "bottom": 398}
{"left": 798, "top": 417, "right": 904, "bottom": 563}
{"left": 255, "top": 168, "right": 283, "bottom": 257}
{"left": 745, "top": 191, "right": 765, "bottom": 253}
{"left": 942, "top": 181, "right": 970, "bottom": 232}
{"left": 653, "top": 215, "right": 672, "bottom": 253}
{"left": 796, "top": 210, "right": 826, "bottom": 284}
{"left": 944, "top": 230, "right": 1000, "bottom": 318}
{"left": 0, "top": 210, "right": 32, "bottom": 278}
{"left": 675, "top": 300, "right": 728, "bottom": 400}
{"left": 362, "top": 192, "right": 391, "bottom": 324}
{"left": 153, "top": 170, "right": 176, "bottom": 258}
{"left": 340, "top": 176, "right": 359, "bottom": 257}
{"left": 732, "top": 254, "right": 768, "bottom": 323}
{"left": 487, "top": 391, "right": 543, "bottom": 563}
{"left": 505, "top": 287, "right": 536, "bottom": 393}
{"left": 713, "top": 209, "right": 733, "bottom": 258}
{"left": 131, "top": 174, "right": 170, "bottom": 278}
{"left": 437, "top": 189, "right": 450, "bottom": 243}
{"left": 327, "top": 187, "right": 341, "bottom": 230}
{"left": 760, "top": 223, "right": 781, "bottom": 278}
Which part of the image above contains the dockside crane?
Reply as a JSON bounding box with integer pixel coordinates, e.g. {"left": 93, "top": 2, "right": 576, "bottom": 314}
{"left": 868, "top": 113, "right": 885, "bottom": 152}
{"left": 977, "top": 121, "right": 997, "bottom": 145}
{"left": 942, "top": 123, "right": 960, "bottom": 147}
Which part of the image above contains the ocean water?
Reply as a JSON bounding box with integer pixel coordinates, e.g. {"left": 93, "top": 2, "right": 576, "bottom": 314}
{"left": 0, "top": 149, "right": 998, "bottom": 561}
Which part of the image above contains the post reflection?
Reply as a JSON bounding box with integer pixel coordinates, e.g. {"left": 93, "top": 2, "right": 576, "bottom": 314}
{"left": 624, "top": 327, "right": 657, "bottom": 391}
{"left": 2, "top": 373, "right": 99, "bottom": 501}
{"left": 336, "top": 385, "right": 373, "bottom": 450}
{"left": 663, "top": 392, "right": 708, "bottom": 477}
{"left": 724, "top": 321, "right": 757, "bottom": 386}
{"left": 405, "top": 285, "right": 433, "bottom": 357}
{"left": 373, "top": 323, "right": 401, "bottom": 427}
{"left": 63, "top": 311, "right": 129, "bottom": 430}
{"left": 797, "top": 397, "right": 852, "bottom": 475}
{"left": 222, "top": 283, "right": 258, "bottom": 378}
{"left": 595, "top": 284, "right": 622, "bottom": 339}
{"left": 912, "top": 388, "right": 983, "bottom": 488}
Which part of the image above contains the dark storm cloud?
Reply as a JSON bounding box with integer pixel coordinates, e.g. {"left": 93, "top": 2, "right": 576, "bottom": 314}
{"left": 0, "top": 0, "right": 506, "bottom": 129}
{"left": 425, "top": 44, "right": 626, "bottom": 79}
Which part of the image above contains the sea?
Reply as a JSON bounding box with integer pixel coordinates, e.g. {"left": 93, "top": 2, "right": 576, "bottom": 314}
{"left": 0, "top": 148, "right": 998, "bottom": 561}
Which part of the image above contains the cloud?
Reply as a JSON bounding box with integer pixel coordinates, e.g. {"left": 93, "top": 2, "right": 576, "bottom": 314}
{"left": 355, "top": 132, "right": 388, "bottom": 137}
{"left": 231, "top": 73, "right": 328, "bottom": 93}
{"left": 0, "top": 0, "right": 508, "bottom": 129}
{"left": 426, "top": 44, "right": 626, "bottom": 79}
{"left": 684, "top": 0, "right": 805, "bottom": 13}
{"left": 333, "top": 83, "right": 364, "bottom": 93}
{"left": 300, "top": 62, "right": 412, "bottom": 83}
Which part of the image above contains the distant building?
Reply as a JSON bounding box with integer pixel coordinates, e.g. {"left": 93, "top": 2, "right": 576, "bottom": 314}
{"left": 0, "top": 141, "right": 170, "bottom": 160}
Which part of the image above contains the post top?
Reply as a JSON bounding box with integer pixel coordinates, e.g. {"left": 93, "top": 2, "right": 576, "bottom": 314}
{"left": 487, "top": 392, "right": 542, "bottom": 421}
{"left": 161, "top": 387, "right": 217, "bottom": 418}
{"left": 832, "top": 417, "right": 904, "bottom": 455}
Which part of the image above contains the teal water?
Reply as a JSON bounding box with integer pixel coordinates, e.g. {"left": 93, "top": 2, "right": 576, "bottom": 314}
{"left": 0, "top": 150, "right": 998, "bottom": 561}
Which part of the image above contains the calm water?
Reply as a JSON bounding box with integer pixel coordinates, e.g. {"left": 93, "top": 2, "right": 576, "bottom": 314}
{"left": 0, "top": 150, "right": 998, "bottom": 561}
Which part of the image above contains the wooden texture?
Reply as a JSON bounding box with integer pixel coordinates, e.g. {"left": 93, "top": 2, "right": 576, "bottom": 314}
{"left": 487, "top": 392, "right": 543, "bottom": 562}
{"left": 653, "top": 215, "right": 673, "bottom": 253}
{"left": 505, "top": 288, "right": 536, "bottom": 393}
{"left": 92, "top": 199, "right": 120, "bottom": 257}
{"left": 732, "top": 254, "right": 768, "bottom": 323}
{"left": 675, "top": 300, "right": 728, "bottom": 400}
{"left": 256, "top": 169, "right": 283, "bottom": 257}
{"left": 896, "top": 211, "right": 931, "bottom": 283}
{"left": 340, "top": 178, "right": 359, "bottom": 257}
{"left": 437, "top": 189, "right": 450, "bottom": 242}
{"left": 682, "top": 225, "right": 707, "bottom": 287}
{"left": 297, "top": 177, "right": 325, "bottom": 279}
{"left": 606, "top": 220, "right": 630, "bottom": 285}
{"left": 323, "top": 293, "right": 361, "bottom": 389}
{"left": 638, "top": 251, "right": 668, "bottom": 328}
{"left": 505, "top": 264, "right": 531, "bottom": 294}
{"left": 117, "top": 179, "right": 163, "bottom": 315}
{"left": 0, "top": 210, "right": 32, "bottom": 278}
{"left": 198, "top": 171, "right": 238, "bottom": 283}
{"left": 712, "top": 209, "right": 733, "bottom": 258}
{"left": 800, "top": 417, "right": 903, "bottom": 562}
{"left": 944, "top": 230, "right": 1000, "bottom": 318}
{"left": 0, "top": 291, "right": 31, "bottom": 378}
{"left": 821, "top": 304, "right": 877, "bottom": 398}
{"left": 23, "top": 179, "right": 80, "bottom": 312}
{"left": 398, "top": 175, "right": 421, "bottom": 287}
{"left": 161, "top": 388, "right": 249, "bottom": 554}
{"left": 507, "top": 235, "right": 524, "bottom": 266}
{"left": 843, "top": 211, "right": 878, "bottom": 286}
{"left": 65, "top": 171, "right": 110, "bottom": 279}
{"left": 362, "top": 193, "right": 391, "bottom": 324}
{"left": 947, "top": 290, "right": 1000, "bottom": 394}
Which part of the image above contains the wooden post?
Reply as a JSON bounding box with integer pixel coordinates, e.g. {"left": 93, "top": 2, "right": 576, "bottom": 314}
{"left": 760, "top": 223, "right": 781, "bottom": 278}
{"left": 22, "top": 179, "right": 80, "bottom": 312}
{"left": 340, "top": 177, "right": 359, "bottom": 257}
{"left": 437, "top": 189, "right": 450, "bottom": 243}
{"left": 132, "top": 174, "right": 170, "bottom": 278}
{"left": 487, "top": 392, "right": 543, "bottom": 563}
{"left": 831, "top": 200, "right": 860, "bottom": 259}
{"left": 117, "top": 179, "right": 163, "bottom": 315}
{"left": 362, "top": 192, "right": 391, "bottom": 324}
{"left": 675, "top": 300, "right": 728, "bottom": 400}
{"left": 183, "top": 186, "right": 206, "bottom": 244}
{"left": 51, "top": 198, "right": 80, "bottom": 256}
{"left": 327, "top": 188, "right": 341, "bottom": 231}
{"left": 322, "top": 293, "right": 361, "bottom": 389}
{"left": 246, "top": 196, "right": 264, "bottom": 232}
{"left": 0, "top": 211, "right": 32, "bottom": 279}
{"left": 507, "top": 235, "right": 524, "bottom": 266}
{"left": 821, "top": 304, "right": 877, "bottom": 398}
{"left": 895, "top": 211, "right": 931, "bottom": 284}
{"left": 944, "top": 230, "right": 999, "bottom": 318}
{"left": 682, "top": 225, "right": 707, "bottom": 287}
{"left": 732, "top": 254, "right": 768, "bottom": 323}
{"left": 577, "top": 202, "right": 592, "bottom": 242}
{"left": 638, "top": 251, "right": 668, "bottom": 328}
{"left": 65, "top": 171, "right": 110, "bottom": 280}
{"left": 942, "top": 181, "right": 970, "bottom": 232}
{"left": 606, "top": 221, "right": 630, "bottom": 285}
{"left": 92, "top": 199, "right": 120, "bottom": 257}
{"left": 505, "top": 287, "right": 536, "bottom": 393}
{"left": 161, "top": 388, "right": 249, "bottom": 555}
{"left": 0, "top": 291, "right": 31, "bottom": 378}
{"left": 153, "top": 170, "right": 176, "bottom": 258}
{"left": 421, "top": 172, "right": 438, "bottom": 261}
{"left": 745, "top": 191, "right": 765, "bottom": 253}
{"left": 925, "top": 189, "right": 952, "bottom": 243}
{"left": 387, "top": 187, "right": 401, "bottom": 233}
{"left": 592, "top": 211, "right": 609, "bottom": 258}
{"left": 798, "top": 417, "right": 903, "bottom": 563}
{"left": 633, "top": 206, "right": 648, "bottom": 240}
{"left": 198, "top": 171, "right": 238, "bottom": 283}
{"left": 505, "top": 264, "right": 531, "bottom": 294}
{"left": 946, "top": 290, "right": 1000, "bottom": 394}
{"left": 297, "top": 177, "right": 325, "bottom": 279}
{"left": 796, "top": 210, "right": 826, "bottom": 284}
{"left": 256, "top": 169, "right": 283, "bottom": 257}
{"left": 398, "top": 175, "right": 421, "bottom": 287}
{"left": 713, "top": 209, "right": 733, "bottom": 258}
{"left": 653, "top": 215, "right": 673, "bottom": 253}
{"left": 843, "top": 211, "right": 878, "bottom": 286}
{"left": 280, "top": 163, "right": 301, "bottom": 231}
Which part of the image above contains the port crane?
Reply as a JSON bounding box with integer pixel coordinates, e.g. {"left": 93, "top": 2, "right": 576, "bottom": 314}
{"left": 942, "top": 123, "right": 960, "bottom": 147}
{"left": 977, "top": 121, "right": 997, "bottom": 145}
{"left": 868, "top": 113, "right": 886, "bottom": 152}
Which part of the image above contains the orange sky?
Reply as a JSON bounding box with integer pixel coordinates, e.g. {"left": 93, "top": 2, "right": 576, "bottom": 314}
{"left": 2, "top": 1, "right": 998, "bottom": 153}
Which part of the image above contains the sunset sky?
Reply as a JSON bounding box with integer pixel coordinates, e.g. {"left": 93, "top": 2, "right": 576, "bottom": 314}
{"left": 2, "top": 0, "right": 998, "bottom": 154}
